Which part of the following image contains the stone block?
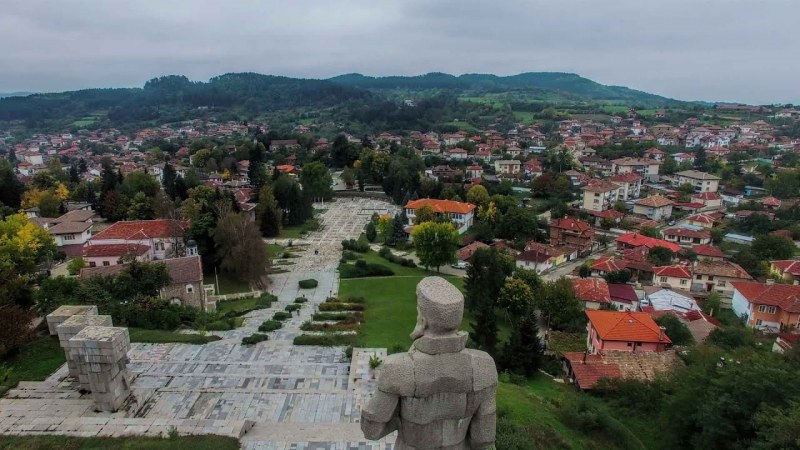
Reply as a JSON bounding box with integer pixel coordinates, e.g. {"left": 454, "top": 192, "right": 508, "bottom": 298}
{"left": 361, "top": 390, "right": 399, "bottom": 423}
{"left": 56, "top": 315, "right": 113, "bottom": 381}
{"left": 377, "top": 353, "right": 416, "bottom": 396}
{"left": 464, "top": 349, "right": 498, "bottom": 392}
{"left": 411, "top": 351, "right": 472, "bottom": 397}
{"left": 440, "top": 417, "right": 471, "bottom": 447}
{"left": 398, "top": 419, "right": 443, "bottom": 448}
{"left": 46, "top": 305, "right": 97, "bottom": 335}
{"left": 413, "top": 332, "right": 468, "bottom": 355}
{"left": 416, "top": 277, "right": 464, "bottom": 333}
{"left": 68, "top": 325, "right": 131, "bottom": 412}
{"left": 401, "top": 392, "right": 467, "bottom": 424}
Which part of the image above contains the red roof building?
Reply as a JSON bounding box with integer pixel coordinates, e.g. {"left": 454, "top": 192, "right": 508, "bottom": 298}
{"left": 571, "top": 278, "right": 611, "bottom": 308}
{"left": 586, "top": 310, "right": 672, "bottom": 354}
{"left": 549, "top": 218, "right": 595, "bottom": 256}
{"left": 732, "top": 281, "right": 800, "bottom": 333}
{"left": 692, "top": 244, "right": 726, "bottom": 261}
{"left": 616, "top": 233, "right": 681, "bottom": 253}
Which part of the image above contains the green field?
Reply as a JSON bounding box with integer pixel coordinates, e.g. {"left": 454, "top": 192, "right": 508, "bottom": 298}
{"left": 279, "top": 218, "right": 320, "bottom": 239}
{"left": 0, "top": 335, "right": 64, "bottom": 395}
{"left": 203, "top": 272, "right": 251, "bottom": 295}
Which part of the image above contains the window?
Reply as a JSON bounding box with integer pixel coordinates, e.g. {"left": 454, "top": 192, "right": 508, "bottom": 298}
{"left": 635, "top": 342, "right": 642, "bottom": 347}
{"left": 718, "top": 280, "right": 726, "bottom": 287}
{"left": 102, "top": 261, "right": 110, "bottom": 266}
{"left": 627, "top": 342, "right": 633, "bottom": 347}
{"left": 768, "top": 306, "right": 777, "bottom": 314}
{"left": 696, "top": 275, "right": 702, "bottom": 280}
{"left": 186, "top": 284, "right": 194, "bottom": 294}
{"left": 756, "top": 319, "right": 763, "bottom": 326}
{"left": 680, "top": 279, "right": 687, "bottom": 285}
{"left": 64, "top": 234, "right": 74, "bottom": 241}
{"left": 660, "top": 276, "right": 667, "bottom": 283}
{"left": 758, "top": 305, "right": 767, "bottom": 313}
{"left": 708, "top": 276, "right": 714, "bottom": 281}
{"left": 89, "top": 261, "right": 96, "bottom": 267}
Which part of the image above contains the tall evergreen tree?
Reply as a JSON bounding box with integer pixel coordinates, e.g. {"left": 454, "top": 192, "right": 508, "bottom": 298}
{"left": 256, "top": 185, "right": 282, "bottom": 237}
{"left": 162, "top": 162, "right": 177, "bottom": 199}
{"left": 466, "top": 248, "right": 514, "bottom": 354}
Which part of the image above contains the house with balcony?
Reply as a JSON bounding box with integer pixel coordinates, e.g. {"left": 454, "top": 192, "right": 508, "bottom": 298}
{"left": 581, "top": 180, "right": 620, "bottom": 212}
{"left": 609, "top": 172, "right": 643, "bottom": 200}
{"left": 549, "top": 217, "right": 595, "bottom": 256}
{"left": 673, "top": 170, "right": 720, "bottom": 193}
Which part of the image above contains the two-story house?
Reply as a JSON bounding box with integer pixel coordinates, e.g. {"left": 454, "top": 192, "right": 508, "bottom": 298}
{"left": 610, "top": 157, "right": 661, "bottom": 182}
{"left": 770, "top": 260, "right": 800, "bottom": 283}
{"left": 549, "top": 218, "right": 595, "bottom": 256}
{"left": 87, "top": 219, "right": 189, "bottom": 260}
{"left": 404, "top": 198, "right": 476, "bottom": 234}
{"left": 585, "top": 310, "right": 672, "bottom": 353}
{"left": 494, "top": 160, "right": 521, "bottom": 176}
{"left": 692, "top": 260, "right": 753, "bottom": 297}
{"left": 633, "top": 195, "right": 674, "bottom": 221}
{"left": 673, "top": 170, "right": 720, "bottom": 193}
{"left": 653, "top": 265, "right": 692, "bottom": 290}
{"left": 609, "top": 172, "right": 643, "bottom": 200}
{"left": 732, "top": 281, "right": 800, "bottom": 333}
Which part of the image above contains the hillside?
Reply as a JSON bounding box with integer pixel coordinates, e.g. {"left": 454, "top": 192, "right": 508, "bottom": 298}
{"left": 328, "top": 72, "right": 676, "bottom": 104}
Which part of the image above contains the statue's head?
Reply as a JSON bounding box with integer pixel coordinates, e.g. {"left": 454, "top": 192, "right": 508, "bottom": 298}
{"left": 410, "top": 276, "right": 464, "bottom": 340}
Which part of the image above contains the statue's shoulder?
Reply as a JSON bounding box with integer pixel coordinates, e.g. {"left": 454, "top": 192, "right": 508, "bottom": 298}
{"left": 377, "top": 352, "right": 415, "bottom": 396}
{"left": 462, "top": 348, "right": 498, "bottom": 391}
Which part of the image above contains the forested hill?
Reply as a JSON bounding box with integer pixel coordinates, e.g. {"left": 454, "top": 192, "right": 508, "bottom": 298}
{"left": 0, "top": 73, "right": 371, "bottom": 128}
{"left": 328, "top": 72, "right": 675, "bottom": 104}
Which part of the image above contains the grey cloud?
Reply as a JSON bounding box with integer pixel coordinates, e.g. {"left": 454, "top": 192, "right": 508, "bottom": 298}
{"left": 0, "top": 0, "right": 797, "bottom": 104}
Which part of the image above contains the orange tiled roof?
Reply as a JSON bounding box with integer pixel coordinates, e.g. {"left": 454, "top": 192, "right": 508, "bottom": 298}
{"left": 635, "top": 195, "right": 674, "bottom": 208}
{"left": 617, "top": 233, "right": 681, "bottom": 252}
{"left": 571, "top": 278, "right": 611, "bottom": 303}
{"left": 771, "top": 260, "right": 800, "bottom": 276}
{"left": 405, "top": 198, "right": 476, "bottom": 215}
{"left": 91, "top": 219, "right": 188, "bottom": 241}
{"left": 586, "top": 310, "right": 671, "bottom": 344}
{"left": 653, "top": 265, "right": 692, "bottom": 279}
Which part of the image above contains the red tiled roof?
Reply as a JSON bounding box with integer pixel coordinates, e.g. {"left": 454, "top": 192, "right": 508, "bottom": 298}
{"left": 80, "top": 256, "right": 203, "bottom": 284}
{"left": 635, "top": 195, "right": 674, "bottom": 208}
{"left": 608, "top": 284, "right": 638, "bottom": 304}
{"left": 731, "top": 281, "right": 800, "bottom": 313}
{"left": 456, "top": 241, "right": 489, "bottom": 261}
{"left": 587, "top": 209, "right": 625, "bottom": 219}
{"left": 609, "top": 172, "right": 643, "bottom": 183}
{"left": 694, "top": 260, "right": 752, "bottom": 279}
{"left": 91, "top": 220, "right": 188, "bottom": 241}
{"left": 582, "top": 179, "right": 619, "bottom": 193}
{"left": 692, "top": 192, "right": 721, "bottom": 200}
{"left": 672, "top": 202, "right": 705, "bottom": 209}
{"left": 771, "top": 260, "right": 800, "bottom": 276}
{"left": 762, "top": 196, "right": 781, "bottom": 207}
{"left": 591, "top": 257, "right": 625, "bottom": 273}
{"left": 571, "top": 278, "right": 611, "bottom": 303}
{"left": 686, "top": 214, "right": 715, "bottom": 224}
{"left": 405, "top": 198, "right": 476, "bottom": 215}
{"left": 82, "top": 244, "right": 150, "bottom": 258}
{"left": 616, "top": 233, "right": 681, "bottom": 252}
{"left": 586, "top": 310, "right": 671, "bottom": 344}
{"left": 563, "top": 352, "right": 622, "bottom": 390}
{"left": 550, "top": 218, "right": 593, "bottom": 234}
{"left": 693, "top": 244, "right": 725, "bottom": 258}
{"left": 654, "top": 265, "right": 692, "bottom": 279}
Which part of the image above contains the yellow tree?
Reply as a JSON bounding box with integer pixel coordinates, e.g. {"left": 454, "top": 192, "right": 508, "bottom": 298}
{"left": 54, "top": 183, "right": 70, "bottom": 202}
{"left": 21, "top": 188, "right": 44, "bottom": 209}
{"left": 0, "top": 213, "right": 56, "bottom": 307}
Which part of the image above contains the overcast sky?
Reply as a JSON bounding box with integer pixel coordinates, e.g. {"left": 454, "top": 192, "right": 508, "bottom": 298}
{"left": 1, "top": 0, "right": 798, "bottom": 104}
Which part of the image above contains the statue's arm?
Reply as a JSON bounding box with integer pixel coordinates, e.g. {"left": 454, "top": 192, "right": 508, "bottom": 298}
{"left": 361, "top": 389, "right": 401, "bottom": 440}
{"left": 469, "top": 389, "right": 497, "bottom": 450}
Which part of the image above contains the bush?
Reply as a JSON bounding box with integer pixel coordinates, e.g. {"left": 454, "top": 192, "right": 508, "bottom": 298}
{"left": 496, "top": 418, "right": 538, "bottom": 450}
{"left": 312, "top": 312, "right": 362, "bottom": 321}
{"left": 0, "top": 305, "right": 36, "bottom": 358}
{"left": 344, "top": 346, "right": 353, "bottom": 360}
{"left": 339, "top": 262, "right": 394, "bottom": 279}
{"left": 241, "top": 333, "right": 269, "bottom": 345}
{"left": 206, "top": 318, "right": 237, "bottom": 331}
{"left": 318, "top": 302, "right": 364, "bottom": 312}
{"left": 369, "top": 354, "right": 383, "bottom": 369}
{"left": 299, "top": 279, "right": 318, "bottom": 289}
{"left": 258, "top": 320, "right": 282, "bottom": 332}
{"left": 256, "top": 294, "right": 277, "bottom": 308}
{"left": 272, "top": 311, "right": 292, "bottom": 321}
{"left": 294, "top": 297, "right": 308, "bottom": 304}
{"left": 342, "top": 250, "right": 359, "bottom": 261}
{"left": 378, "top": 246, "right": 417, "bottom": 267}
{"left": 293, "top": 334, "right": 357, "bottom": 346}
{"left": 341, "top": 238, "right": 370, "bottom": 253}
{"left": 285, "top": 304, "right": 301, "bottom": 312}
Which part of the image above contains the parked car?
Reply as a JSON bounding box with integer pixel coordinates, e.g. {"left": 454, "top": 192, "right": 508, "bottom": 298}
{"left": 451, "top": 261, "right": 467, "bottom": 269}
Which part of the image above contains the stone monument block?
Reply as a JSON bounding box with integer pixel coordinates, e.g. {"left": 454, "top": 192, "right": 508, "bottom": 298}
{"left": 46, "top": 305, "right": 97, "bottom": 335}
{"left": 68, "top": 325, "right": 131, "bottom": 412}
{"left": 56, "top": 314, "right": 113, "bottom": 387}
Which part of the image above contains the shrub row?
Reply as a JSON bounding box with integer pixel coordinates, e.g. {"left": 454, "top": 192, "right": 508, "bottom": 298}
{"left": 272, "top": 311, "right": 292, "bottom": 321}
{"left": 294, "top": 297, "right": 308, "bottom": 304}
{"left": 341, "top": 239, "right": 370, "bottom": 253}
{"left": 285, "top": 304, "right": 301, "bottom": 312}
{"left": 325, "top": 296, "right": 365, "bottom": 304}
{"left": 258, "top": 320, "right": 283, "bottom": 332}
{"left": 342, "top": 250, "right": 359, "bottom": 261}
{"left": 339, "top": 261, "right": 394, "bottom": 279}
{"left": 318, "top": 302, "right": 364, "bottom": 312}
{"left": 312, "top": 312, "right": 363, "bottom": 321}
{"left": 300, "top": 321, "right": 360, "bottom": 332}
{"left": 378, "top": 246, "right": 417, "bottom": 267}
{"left": 293, "top": 334, "right": 358, "bottom": 346}
{"left": 241, "top": 333, "right": 269, "bottom": 345}
{"left": 298, "top": 279, "right": 318, "bottom": 289}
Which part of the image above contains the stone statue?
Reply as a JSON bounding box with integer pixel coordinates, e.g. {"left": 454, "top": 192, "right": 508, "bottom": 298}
{"left": 361, "top": 276, "right": 497, "bottom": 449}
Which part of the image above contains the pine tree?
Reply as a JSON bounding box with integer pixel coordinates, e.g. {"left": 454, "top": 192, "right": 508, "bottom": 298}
{"left": 498, "top": 310, "right": 542, "bottom": 376}
{"left": 256, "top": 185, "right": 282, "bottom": 237}
{"left": 162, "top": 162, "right": 177, "bottom": 199}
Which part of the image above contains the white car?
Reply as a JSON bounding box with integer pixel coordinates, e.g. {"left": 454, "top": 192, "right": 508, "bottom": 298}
{"left": 451, "top": 261, "right": 467, "bottom": 269}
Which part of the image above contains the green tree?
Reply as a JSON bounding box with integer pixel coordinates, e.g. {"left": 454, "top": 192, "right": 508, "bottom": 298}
{"left": 365, "top": 221, "right": 377, "bottom": 242}
{"left": 654, "top": 314, "right": 693, "bottom": 346}
{"left": 411, "top": 221, "right": 460, "bottom": 272}
{"left": 413, "top": 204, "right": 437, "bottom": 224}
{"left": 256, "top": 185, "right": 282, "bottom": 237}
{"left": 300, "top": 162, "right": 333, "bottom": 201}
{"left": 639, "top": 225, "right": 661, "bottom": 238}
{"left": 752, "top": 235, "right": 794, "bottom": 260}
{"left": 466, "top": 185, "right": 490, "bottom": 207}
{"left": 341, "top": 166, "right": 356, "bottom": 186}
{"left": 538, "top": 278, "right": 585, "bottom": 331}
{"left": 604, "top": 269, "right": 632, "bottom": 284}
{"left": 273, "top": 175, "right": 313, "bottom": 226}
{"left": 162, "top": 163, "right": 177, "bottom": 199}
{"left": 37, "top": 191, "right": 61, "bottom": 218}
{"left": 127, "top": 191, "right": 154, "bottom": 220}
{"left": 466, "top": 248, "right": 515, "bottom": 354}
{"left": 213, "top": 212, "right": 270, "bottom": 284}
{"left": 66, "top": 257, "right": 87, "bottom": 276}
{"left": 0, "top": 160, "right": 24, "bottom": 209}
{"left": 0, "top": 213, "right": 57, "bottom": 308}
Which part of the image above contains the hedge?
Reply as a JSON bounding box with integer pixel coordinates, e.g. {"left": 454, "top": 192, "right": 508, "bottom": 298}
{"left": 294, "top": 297, "right": 308, "bottom": 304}
{"left": 300, "top": 321, "right": 359, "bottom": 332}
{"left": 272, "top": 311, "right": 292, "bottom": 321}
{"left": 312, "top": 312, "right": 363, "bottom": 321}
{"left": 341, "top": 239, "right": 369, "bottom": 253}
{"left": 339, "top": 262, "right": 394, "bottom": 279}
{"left": 293, "top": 334, "right": 358, "bottom": 346}
{"left": 241, "top": 333, "right": 269, "bottom": 345}
{"left": 378, "top": 246, "right": 417, "bottom": 267}
{"left": 258, "top": 320, "right": 283, "bottom": 332}
{"left": 318, "top": 302, "right": 364, "bottom": 312}
{"left": 299, "top": 279, "right": 318, "bottom": 289}
{"left": 285, "top": 304, "right": 301, "bottom": 312}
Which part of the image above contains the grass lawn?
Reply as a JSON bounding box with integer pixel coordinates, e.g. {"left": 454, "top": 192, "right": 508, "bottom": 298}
{"left": 0, "top": 335, "right": 65, "bottom": 395}
{"left": 348, "top": 249, "right": 442, "bottom": 277}
{"left": 215, "top": 296, "right": 264, "bottom": 316}
{"left": 268, "top": 243, "right": 285, "bottom": 258}
{"left": 0, "top": 435, "right": 240, "bottom": 450}
{"left": 203, "top": 272, "right": 251, "bottom": 295}
{"left": 128, "top": 328, "right": 221, "bottom": 345}
{"left": 280, "top": 218, "right": 320, "bottom": 239}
